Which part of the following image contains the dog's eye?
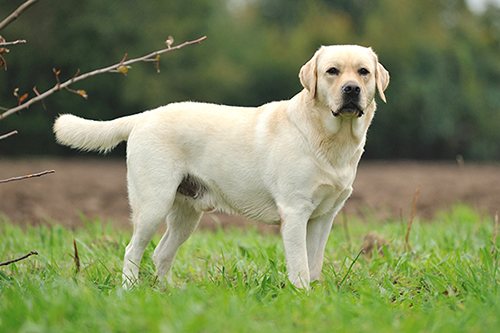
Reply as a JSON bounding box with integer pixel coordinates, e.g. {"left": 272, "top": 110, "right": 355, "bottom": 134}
{"left": 358, "top": 68, "right": 370, "bottom": 76}
{"left": 326, "top": 67, "right": 340, "bottom": 75}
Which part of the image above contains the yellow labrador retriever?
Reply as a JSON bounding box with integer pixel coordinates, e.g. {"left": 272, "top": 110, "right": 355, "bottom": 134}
{"left": 54, "top": 45, "right": 389, "bottom": 289}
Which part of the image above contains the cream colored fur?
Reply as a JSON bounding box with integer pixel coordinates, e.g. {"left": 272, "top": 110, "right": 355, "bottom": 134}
{"left": 54, "top": 45, "right": 389, "bottom": 289}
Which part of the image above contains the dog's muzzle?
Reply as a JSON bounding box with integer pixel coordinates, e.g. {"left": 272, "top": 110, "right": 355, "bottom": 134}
{"left": 332, "top": 82, "right": 364, "bottom": 117}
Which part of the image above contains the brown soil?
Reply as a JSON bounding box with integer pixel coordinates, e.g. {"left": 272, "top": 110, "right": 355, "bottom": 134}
{"left": 1, "top": 158, "right": 499, "bottom": 231}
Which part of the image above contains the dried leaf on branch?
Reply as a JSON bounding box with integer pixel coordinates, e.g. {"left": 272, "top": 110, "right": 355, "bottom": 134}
{"left": 0, "top": 35, "right": 8, "bottom": 70}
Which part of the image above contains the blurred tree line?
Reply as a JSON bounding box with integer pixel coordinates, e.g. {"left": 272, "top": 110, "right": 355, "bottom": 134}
{"left": 1, "top": 0, "right": 500, "bottom": 159}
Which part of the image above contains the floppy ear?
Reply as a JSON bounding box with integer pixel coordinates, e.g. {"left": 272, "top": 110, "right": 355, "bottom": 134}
{"left": 299, "top": 47, "right": 323, "bottom": 99}
{"left": 376, "top": 62, "right": 390, "bottom": 103}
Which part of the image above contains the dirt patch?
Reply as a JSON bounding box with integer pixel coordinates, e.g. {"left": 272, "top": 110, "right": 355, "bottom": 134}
{"left": 1, "top": 158, "right": 499, "bottom": 231}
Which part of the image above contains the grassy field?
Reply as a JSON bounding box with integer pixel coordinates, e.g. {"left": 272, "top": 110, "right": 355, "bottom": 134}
{"left": 1, "top": 205, "right": 499, "bottom": 332}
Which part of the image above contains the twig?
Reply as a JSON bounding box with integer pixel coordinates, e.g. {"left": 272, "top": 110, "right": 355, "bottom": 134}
{"left": 0, "top": 39, "right": 26, "bottom": 47}
{"left": 405, "top": 187, "right": 419, "bottom": 252}
{"left": 53, "top": 68, "right": 61, "bottom": 91}
{"left": 0, "top": 0, "right": 39, "bottom": 31}
{"left": 0, "top": 130, "right": 18, "bottom": 141}
{"left": 0, "top": 251, "right": 38, "bottom": 267}
{"left": 0, "top": 36, "right": 207, "bottom": 120}
{"left": 492, "top": 211, "right": 499, "bottom": 255}
{"left": 33, "top": 86, "right": 46, "bottom": 109}
{"left": 72, "top": 238, "right": 80, "bottom": 273}
{"left": 0, "top": 169, "right": 55, "bottom": 184}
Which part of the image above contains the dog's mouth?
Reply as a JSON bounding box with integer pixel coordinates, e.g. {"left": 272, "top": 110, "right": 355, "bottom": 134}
{"left": 331, "top": 102, "right": 364, "bottom": 118}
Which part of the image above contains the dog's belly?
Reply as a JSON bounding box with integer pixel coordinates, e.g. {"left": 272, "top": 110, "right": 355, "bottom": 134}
{"left": 227, "top": 194, "right": 282, "bottom": 225}
{"left": 177, "top": 175, "right": 281, "bottom": 225}
{"left": 191, "top": 193, "right": 281, "bottom": 225}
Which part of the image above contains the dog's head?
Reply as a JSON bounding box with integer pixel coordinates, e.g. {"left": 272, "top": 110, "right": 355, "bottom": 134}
{"left": 299, "top": 45, "right": 389, "bottom": 118}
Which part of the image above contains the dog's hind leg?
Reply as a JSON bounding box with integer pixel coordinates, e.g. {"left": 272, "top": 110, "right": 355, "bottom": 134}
{"left": 122, "top": 201, "right": 170, "bottom": 288}
{"left": 153, "top": 195, "right": 203, "bottom": 284}
{"left": 122, "top": 168, "right": 181, "bottom": 288}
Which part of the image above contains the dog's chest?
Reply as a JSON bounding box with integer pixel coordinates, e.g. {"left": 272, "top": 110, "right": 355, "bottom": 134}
{"left": 310, "top": 163, "right": 357, "bottom": 218}
{"left": 311, "top": 185, "right": 352, "bottom": 219}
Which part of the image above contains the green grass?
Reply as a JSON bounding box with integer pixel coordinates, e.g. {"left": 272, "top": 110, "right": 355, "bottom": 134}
{"left": 1, "top": 205, "right": 500, "bottom": 332}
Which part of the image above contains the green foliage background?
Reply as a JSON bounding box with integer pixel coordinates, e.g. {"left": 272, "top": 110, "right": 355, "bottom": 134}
{"left": 1, "top": 0, "right": 500, "bottom": 159}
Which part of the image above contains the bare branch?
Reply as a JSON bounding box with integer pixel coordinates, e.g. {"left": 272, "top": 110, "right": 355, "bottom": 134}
{"left": 0, "top": 169, "right": 55, "bottom": 184}
{"left": 0, "top": 130, "right": 18, "bottom": 141}
{"left": 0, "top": 39, "right": 26, "bottom": 47}
{"left": 0, "top": 0, "right": 39, "bottom": 31}
{"left": 0, "top": 35, "right": 207, "bottom": 120}
{"left": 0, "top": 251, "right": 38, "bottom": 267}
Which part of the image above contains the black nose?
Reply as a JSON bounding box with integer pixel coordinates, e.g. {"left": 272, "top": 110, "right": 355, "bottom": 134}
{"left": 342, "top": 82, "right": 361, "bottom": 98}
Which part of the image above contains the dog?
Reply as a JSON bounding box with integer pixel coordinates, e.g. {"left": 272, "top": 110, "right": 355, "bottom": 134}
{"left": 54, "top": 45, "right": 389, "bottom": 289}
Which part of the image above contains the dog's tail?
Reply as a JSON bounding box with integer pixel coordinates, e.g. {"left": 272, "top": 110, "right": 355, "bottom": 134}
{"left": 53, "top": 113, "right": 142, "bottom": 153}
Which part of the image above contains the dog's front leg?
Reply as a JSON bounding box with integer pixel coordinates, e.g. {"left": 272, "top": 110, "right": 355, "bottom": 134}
{"left": 307, "top": 190, "right": 352, "bottom": 281}
{"left": 279, "top": 207, "right": 311, "bottom": 289}
{"left": 306, "top": 212, "right": 336, "bottom": 282}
